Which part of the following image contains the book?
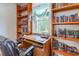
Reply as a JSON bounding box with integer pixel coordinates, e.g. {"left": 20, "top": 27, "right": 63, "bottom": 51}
{"left": 55, "top": 16, "right": 59, "bottom": 23}
{"left": 52, "top": 3, "right": 56, "bottom": 9}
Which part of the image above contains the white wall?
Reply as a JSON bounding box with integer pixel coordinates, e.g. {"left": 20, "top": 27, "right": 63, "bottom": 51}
{"left": 0, "top": 3, "right": 16, "bottom": 41}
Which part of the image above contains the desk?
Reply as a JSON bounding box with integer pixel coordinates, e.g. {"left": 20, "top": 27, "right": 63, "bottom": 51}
{"left": 22, "top": 34, "right": 51, "bottom": 56}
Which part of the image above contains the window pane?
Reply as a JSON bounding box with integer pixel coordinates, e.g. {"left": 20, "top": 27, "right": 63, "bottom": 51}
{"left": 32, "top": 3, "right": 50, "bottom": 34}
{"left": 38, "top": 20, "right": 49, "bottom": 33}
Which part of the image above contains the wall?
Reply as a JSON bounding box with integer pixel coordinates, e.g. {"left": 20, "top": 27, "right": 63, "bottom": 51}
{"left": 0, "top": 3, "right": 16, "bottom": 41}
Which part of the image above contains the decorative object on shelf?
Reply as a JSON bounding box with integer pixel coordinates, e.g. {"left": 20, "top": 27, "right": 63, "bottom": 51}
{"left": 57, "top": 28, "right": 63, "bottom": 37}
{"left": 58, "top": 42, "right": 66, "bottom": 51}
{"left": 53, "top": 39, "right": 79, "bottom": 55}
{"left": 67, "top": 30, "right": 79, "bottom": 38}
{"left": 53, "top": 39, "right": 59, "bottom": 50}
{"left": 56, "top": 28, "right": 66, "bottom": 37}
{"left": 75, "top": 12, "right": 79, "bottom": 21}
{"left": 54, "top": 30, "right": 57, "bottom": 36}
{"left": 56, "top": 28, "right": 79, "bottom": 39}
{"left": 71, "top": 47, "right": 79, "bottom": 54}
{"left": 74, "top": 31, "right": 79, "bottom": 38}
{"left": 66, "top": 30, "right": 75, "bottom": 38}
{"left": 66, "top": 45, "right": 79, "bottom": 55}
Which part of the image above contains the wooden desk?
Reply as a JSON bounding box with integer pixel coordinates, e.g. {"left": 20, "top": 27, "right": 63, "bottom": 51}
{"left": 22, "top": 34, "right": 51, "bottom": 56}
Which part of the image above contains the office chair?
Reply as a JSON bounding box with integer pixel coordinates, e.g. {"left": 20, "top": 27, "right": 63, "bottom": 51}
{"left": 0, "top": 36, "right": 34, "bottom": 56}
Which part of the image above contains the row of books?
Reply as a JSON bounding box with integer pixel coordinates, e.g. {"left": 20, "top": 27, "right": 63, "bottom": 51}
{"left": 21, "top": 18, "right": 28, "bottom": 25}
{"left": 17, "top": 4, "right": 28, "bottom": 12}
{"left": 54, "top": 13, "right": 79, "bottom": 23}
{"left": 21, "top": 25, "right": 28, "bottom": 32}
{"left": 52, "top": 3, "right": 75, "bottom": 9}
{"left": 53, "top": 39, "right": 79, "bottom": 55}
{"left": 54, "top": 28, "right": 79, "bottom": 38}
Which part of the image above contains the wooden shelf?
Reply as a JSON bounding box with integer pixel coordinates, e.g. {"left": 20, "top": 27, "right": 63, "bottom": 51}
{"left": 52, "top": 4, "right": 79, "bottom": 13}
{"left": 52, "top": 50, "right": 78, "bottom": 56}
{"left": 17, "top": 24, "right": 28, "bottom": 26}
{"left": 17, "top": 31, "right": 21, "bottom": 33}
{"left": 51, "top": 36, "right": 79, "bottom": 43}
{"left": 17, "top": 32, "right": 29, "bottom": 34}
{"left": 52, "top": 22, "right": 79, "bottom": 25}
{"left": 17, "top": 15, "right": 28, "bottom": 19}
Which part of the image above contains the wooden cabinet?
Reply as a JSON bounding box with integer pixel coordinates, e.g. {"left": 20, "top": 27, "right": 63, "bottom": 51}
{"left": 33, "top": 47, "right": 44, "bottom": 56}
{"left": 33, "top": 38, "right": 51, "bottom": 56}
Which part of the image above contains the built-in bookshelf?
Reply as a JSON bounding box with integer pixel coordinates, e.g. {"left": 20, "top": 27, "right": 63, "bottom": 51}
{"left": 52, "top": 3, "right": 79, "bottom": 13}
{"left": 16, "top": 3, "right": 32, "bottom": 39}
{"left": 52, "top": 49, "right": 78, "bottom": 56}
{"left": 51, "top": 3, "right": 79, "bottom": 56}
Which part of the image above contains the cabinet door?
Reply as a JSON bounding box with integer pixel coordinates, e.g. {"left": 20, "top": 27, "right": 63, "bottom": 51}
{"left": 33, "top": 39, "right": 51, "bottom": 56}
{"left": 33, "top": 47, "right": 44, "bottom": 56}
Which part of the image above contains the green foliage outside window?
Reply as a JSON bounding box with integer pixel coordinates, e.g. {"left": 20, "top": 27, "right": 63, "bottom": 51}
{"left": 32, "top": 3, "right": 50, "bottom": 34}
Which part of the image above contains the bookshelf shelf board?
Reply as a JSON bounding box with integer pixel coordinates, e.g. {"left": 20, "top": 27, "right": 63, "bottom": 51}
{"left": 52, "top": 4, "right": 79, "bottom": 13}
{"left": 52, "top": 22, "right": 79, "bottom": 25}
{"left": 17, "top": 24, "right": 21, "bottom": 26}
{"left": 51, "top": 36, "right": 79, "bottom": 43}
{"left": 18, "top": 32, "right": 30, "bottom": 35}
{"left": 17, "top": 31, "right": 21, "bottom": 33}
{"left": 17, "top": 24, "right": 28, "bottom": 26}
{"left": 52, "top": 50, "right": 78, "bottom": 56}
{"left": 17, "top": 15, "right": 28, "bottom": 19}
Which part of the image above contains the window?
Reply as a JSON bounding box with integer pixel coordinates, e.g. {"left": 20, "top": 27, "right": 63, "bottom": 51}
{"left": 32, "top": 3, "right": 50, "bottom": 34}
